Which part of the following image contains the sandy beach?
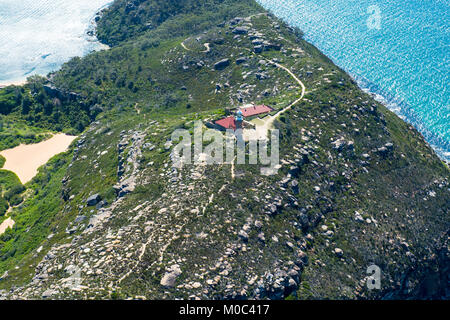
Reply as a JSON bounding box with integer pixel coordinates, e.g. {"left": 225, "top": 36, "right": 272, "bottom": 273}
{"left": 0, "top": 80, "right": 27, "bottom": 88}
{"left": 0, "top": 133, "right": 77, "bottom": 184}
{"left": 0, "top": 217, "right": 15, "bottom": 235}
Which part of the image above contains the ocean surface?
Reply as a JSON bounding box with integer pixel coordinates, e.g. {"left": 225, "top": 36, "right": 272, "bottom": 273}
{"left": 257, "top": 0, "right": 449, "bottom": 162}
{"left": 0, "top": 0, "right": 111, "bottom": 86}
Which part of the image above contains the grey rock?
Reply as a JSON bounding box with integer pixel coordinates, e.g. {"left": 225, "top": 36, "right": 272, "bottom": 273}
{"left": 214, "top": 59, "right": 230, "bottom": 70}
{"left": 385, "top": 142, "right": 394, "bottom": 151}
{"left": 160, "top": 265, "right": 182, "bottom": 287}
{"left": 96, "top": 200, "right": 108, "bottom": 210}
{"left": 254, "top": 45, "right": 263, "bottom": 54}
{"left": 86, "top": 194, "right": 101, "bottom": 206}
{"left": 257, "top": 232, "right": 266, "bottom": 242}
{"left": 236, "top": 57, "right": 247, "bottom": 65}
{"left": 334, "top": 248, "right": 344, "bottom": 257}
{"left": 42, "top": 289, "right": 58, "bottom": 299}
{"left": 74, "top": 215, "right": 87, "bottom": 224}
{"left": 232, "top": 26, "right": 249, "bottom": 34}
{"left": 238, "top": 230, "right": 249, "bottom": 242}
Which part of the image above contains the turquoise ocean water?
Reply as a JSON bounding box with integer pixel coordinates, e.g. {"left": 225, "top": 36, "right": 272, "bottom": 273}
{"left": 257, "top": 0, "right": 449, "bottom": 162}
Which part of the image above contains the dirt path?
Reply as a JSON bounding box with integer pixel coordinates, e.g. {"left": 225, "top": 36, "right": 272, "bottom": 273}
{"left": 202, "top": 43, "right": 210, "bottom": 53}
{"left": 0, "top": 133, "right": 77, "bottom": 184}
{"left": 180, "top": 41, "right": 191, "bottom": 51}
{"left": 243, "top": 58, "right": 306, "bottom": 141}
{"left": 180, "top": 14, "right": 306, "bottom": 141}
{"left": 180, "top": 15, "right": 307, "bottom": 144}
{"left": 181, "top": 40, "right": 210, "bottom": 53}
{"left": 230, "top": 155, "right": 237, "bottom": 180}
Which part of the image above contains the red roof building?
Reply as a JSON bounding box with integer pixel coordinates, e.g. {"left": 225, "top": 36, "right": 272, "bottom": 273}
{"left": 240, "top": 105, "right": 272, "bottom": 117}
{"left": 215, "top": 116, "right": 236, "bottom": 130}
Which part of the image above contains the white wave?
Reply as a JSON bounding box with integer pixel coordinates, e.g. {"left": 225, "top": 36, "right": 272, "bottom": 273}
{"left": 0, "top": 0, "right": 111, "bottom": 84}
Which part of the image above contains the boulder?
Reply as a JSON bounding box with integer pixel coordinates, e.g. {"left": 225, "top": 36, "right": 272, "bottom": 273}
{"left": 257, "top": 232, "right": 266, "bottom": 242}
{"left": 96, "top": 200, "right": 108, "bottom": 210}
{"left": 331, "top": 138, "right": 347, "bottom": 151}
{"left": 214, "top": 59, "right": 230, "bottom": 70}
{"left": 42, "top": 289, "right": 58, "bottom": 299}
{"left": 334, "top": 248, "right": 344, "bottom": 258}
{"left": 86, "top": 194, "right": 101, "bottom": 206}
{"left": 268, "top": 204, "right": 278, "bottom": 215}
{"left": 291, "top": 179, "right": 299, "bottom": 193}
{"left": 385, "top": 142, "right": 394, "bottom": 151}
{"left": 238, "top": 230, "right": 249, "bottom": 242}
{"left": 232, "top": 26, "right": 249, "bottom": 34}
{"left": 160, "top": 265, "right": 182, "bottom": 288}
{"left": 236, "top": 57, "right": 247, "bottom": 65}
{"left": 376, "top": 146, "right": 389, "bottom": 157}
{"left": 254, "top": 45, "right": 263, "bottom": 53}
{"left": 114, "top": 179, "right": 135, "bottom": 198}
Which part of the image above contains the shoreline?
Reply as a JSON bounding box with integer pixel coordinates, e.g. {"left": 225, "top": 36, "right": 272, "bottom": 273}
{"left": 351, "top": 73, "right": 450, "bottom": 165}
{"left": 0, "top": 1, "right": 112, "bottom": 89}
{"left": 0, "top": 133, "right": 77, "bottom": 184}
{"left": 0, "top": 80, "right": 27, "bottom": 89}
{"left": 259, "top": 7, "right": 450, "bottom": 165}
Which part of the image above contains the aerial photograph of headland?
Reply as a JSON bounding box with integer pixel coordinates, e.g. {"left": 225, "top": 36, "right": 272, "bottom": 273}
{"left": 0, "top": 0, "right": 448, "bottom": 311}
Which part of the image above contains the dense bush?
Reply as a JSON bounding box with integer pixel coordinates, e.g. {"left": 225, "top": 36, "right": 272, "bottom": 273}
{"left": 0, "top": 171, "right": 25, "bottom": 211}
{"left": 0, "top": 196, "right": 8, "bottom": 216}
{"left": 4, "top": 185, "right": 25, "bottom": 202}
{"left": 0, "top": 86, "right": 21, "bottom": 115}
{"left": 6, "top": 194, "right": 23, "bottom": 207}
{"left": 97, "top": 0, "right": 262, "bottom": 46}
{"left": 0, "top": 76, "right": 95, "bottom": 138}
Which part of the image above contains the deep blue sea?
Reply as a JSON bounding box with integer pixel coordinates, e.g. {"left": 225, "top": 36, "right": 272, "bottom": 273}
{"left": 0, "top": 0, "right": 111, "bottom": 85}
{"left": 257, "top": 0, "right": 449, "bottom": 162}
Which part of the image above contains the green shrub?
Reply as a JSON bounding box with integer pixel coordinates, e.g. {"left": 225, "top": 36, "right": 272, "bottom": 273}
{"left": 4, "top": 184, "right": 25, "bottom": 202}
{"left": 7, "top": 194, "right": 23, "bottom": 207}
{"left": 0, "top": 170, "right": 22, "bottom": 191}
{"left": 0, "top": 196, "right": 8, "bottom": 216}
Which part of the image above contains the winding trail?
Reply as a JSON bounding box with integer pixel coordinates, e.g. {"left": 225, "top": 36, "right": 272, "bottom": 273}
{"left": 179, "top": 15, "right": 308, "bottom": 165}
{"left": 202, "top": 43, "right": 210, "bottom": 53}
{"left": 243, "top": 57, "right": 306, "bottom": 140}
{"left": 181, "top": 40, "right": 210, "bottom": 53}
{"left": 180, "top": 38, "right": 307, "bottom": 139}
{"left": 180, "top": 41, "right": 190, "bottom": 51}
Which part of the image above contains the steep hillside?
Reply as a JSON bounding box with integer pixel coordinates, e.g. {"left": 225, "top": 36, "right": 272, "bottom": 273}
{"left": 0, "top": 1, "right": 448, "bottom": 300}
{"left": 96, "top": 0, "right": 263, "bottom": 46}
